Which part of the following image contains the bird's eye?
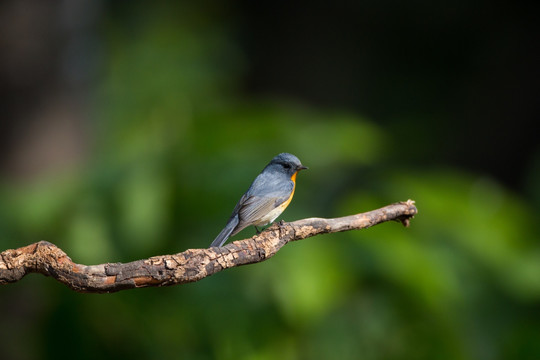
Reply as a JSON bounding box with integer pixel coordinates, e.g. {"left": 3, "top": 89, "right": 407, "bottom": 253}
{"left": 283, "top": 163, "right": 291, "bottom": 169}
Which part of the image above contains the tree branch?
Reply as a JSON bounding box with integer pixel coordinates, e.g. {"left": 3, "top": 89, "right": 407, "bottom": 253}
{"left": 0, "top": 200, "right": 417, "bottom": 293}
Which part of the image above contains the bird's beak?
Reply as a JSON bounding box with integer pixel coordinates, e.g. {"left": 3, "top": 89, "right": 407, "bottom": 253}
{"left": 298, "top": 165, "right": 309, "bottom": 171}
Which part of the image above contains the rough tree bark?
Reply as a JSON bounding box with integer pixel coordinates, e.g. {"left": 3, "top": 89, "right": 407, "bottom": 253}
{"left": 0, "top": 200, "right": 417, "bottom": 293}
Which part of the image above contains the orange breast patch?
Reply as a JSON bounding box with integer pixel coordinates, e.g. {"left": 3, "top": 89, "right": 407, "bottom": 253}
{"left": 279, "top": 171, "right": 298, "bottom": 210}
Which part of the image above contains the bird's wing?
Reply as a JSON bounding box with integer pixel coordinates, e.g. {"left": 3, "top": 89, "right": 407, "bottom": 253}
{"left": 231, "top": 171, "right": 294, "bottom": 235}
{"left": 236, "top": 193, "right": 289, "bottom": 226}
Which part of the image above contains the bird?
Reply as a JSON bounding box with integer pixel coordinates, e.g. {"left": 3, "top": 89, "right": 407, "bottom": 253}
{"left": 210, "top": 153, "right": 308, "bottom": 247}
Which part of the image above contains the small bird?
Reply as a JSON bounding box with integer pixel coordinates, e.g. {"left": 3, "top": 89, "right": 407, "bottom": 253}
{"left": 210, "top": 153, "right": 308, "bottom": 247}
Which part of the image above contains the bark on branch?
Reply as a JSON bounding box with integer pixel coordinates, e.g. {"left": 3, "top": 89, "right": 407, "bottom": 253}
{"left": 0, "top": 200, "right": 417, "bottom": 293}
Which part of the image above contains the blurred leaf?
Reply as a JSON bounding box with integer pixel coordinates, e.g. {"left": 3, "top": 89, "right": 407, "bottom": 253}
{"left": 116, "top": 164, "right": 170, "bottom": 253}
{"left": 67, "top": 195, "right": 115, "bottom": 263}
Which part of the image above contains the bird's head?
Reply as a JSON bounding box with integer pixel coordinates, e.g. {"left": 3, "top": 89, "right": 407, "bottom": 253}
{"left": 268, "top": 153, "right": 308, "bottom": 177}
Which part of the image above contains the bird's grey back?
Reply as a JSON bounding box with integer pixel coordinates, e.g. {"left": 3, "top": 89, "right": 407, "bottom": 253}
{"left": 246, "top": 163, "right": 293, "bottom": 198}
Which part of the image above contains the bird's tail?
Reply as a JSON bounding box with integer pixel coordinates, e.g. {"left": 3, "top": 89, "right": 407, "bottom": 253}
{"left": 210, "top": 215, "right": 239, "bottom": 247}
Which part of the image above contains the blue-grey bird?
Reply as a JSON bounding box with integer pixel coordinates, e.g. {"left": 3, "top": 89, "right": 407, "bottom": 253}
{"left": 210, "top": 153, "right": 308, "bottom": 247}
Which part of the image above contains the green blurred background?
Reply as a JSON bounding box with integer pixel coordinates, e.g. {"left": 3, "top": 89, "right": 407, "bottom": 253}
{"left": 1, "top": 1, "right": 538, "bottom": 359}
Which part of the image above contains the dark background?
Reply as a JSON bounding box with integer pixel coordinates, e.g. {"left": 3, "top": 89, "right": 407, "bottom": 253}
{"left": 1, "top": 1, "right": 539, "bottom": 360}
{"left": 240, "top": 0, "right": 538, "bottom": 190}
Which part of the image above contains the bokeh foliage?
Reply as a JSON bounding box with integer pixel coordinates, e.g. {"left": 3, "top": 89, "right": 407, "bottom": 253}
{"left": 1, "top": 2, "right": 539, "bottom": 360}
